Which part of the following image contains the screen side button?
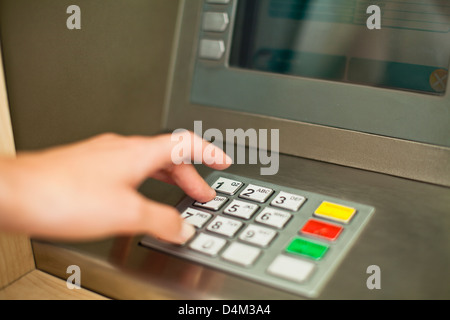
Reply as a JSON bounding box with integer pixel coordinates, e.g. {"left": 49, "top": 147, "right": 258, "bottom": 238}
{"left": 206, "top": 0, "right": 230, "bottom": 3}
{"left": 199, "top": 39, "right": 225, "bottom": 60}
{"left": 203, "top": 12, "right": 229, "bottom": 32}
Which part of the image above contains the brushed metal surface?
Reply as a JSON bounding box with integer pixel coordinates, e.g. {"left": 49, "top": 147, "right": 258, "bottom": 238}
{"left": 33, "top": 154, "right": 450, "bottom": 299}
{"left": 0, "top": 0, "right": 179, "bottom": 150}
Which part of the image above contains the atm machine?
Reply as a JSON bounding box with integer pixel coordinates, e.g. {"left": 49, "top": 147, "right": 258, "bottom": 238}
{"left": 2, "top": 0, "right": 450, "bottom": 299}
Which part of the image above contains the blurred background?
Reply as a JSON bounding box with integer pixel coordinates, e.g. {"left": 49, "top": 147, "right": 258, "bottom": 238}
{"left": 0, "top": 0, "right": 179, "bottom": 151}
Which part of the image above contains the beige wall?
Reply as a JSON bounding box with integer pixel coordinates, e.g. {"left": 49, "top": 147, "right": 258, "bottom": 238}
{"left": 0, "top": 47, "right": 15, "bottom": 157}
{"left": 0, "top": 43, "right": 35, "bottom": 289}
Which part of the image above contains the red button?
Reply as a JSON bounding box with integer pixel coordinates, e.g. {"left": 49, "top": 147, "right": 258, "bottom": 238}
{"left": 301, "top": 219, "right": 343, "bottom": 241}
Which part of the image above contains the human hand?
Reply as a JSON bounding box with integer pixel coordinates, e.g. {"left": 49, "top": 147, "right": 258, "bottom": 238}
{"left": 0, "top": 132, "right": 230, "bottom": 243}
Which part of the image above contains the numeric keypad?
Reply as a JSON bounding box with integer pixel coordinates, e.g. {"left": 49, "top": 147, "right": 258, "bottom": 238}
{"left": 140, "top": 173, "right": 375, "bottom": 298}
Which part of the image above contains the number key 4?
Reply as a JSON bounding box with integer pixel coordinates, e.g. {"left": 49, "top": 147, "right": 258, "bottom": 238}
{"left": 194, "top": 196, "right": 228, "bottom": 211}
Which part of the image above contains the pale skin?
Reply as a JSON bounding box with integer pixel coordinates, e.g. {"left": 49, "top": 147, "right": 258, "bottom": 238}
{"left": 0, "top": 132, "right": 231, "bottom": 244}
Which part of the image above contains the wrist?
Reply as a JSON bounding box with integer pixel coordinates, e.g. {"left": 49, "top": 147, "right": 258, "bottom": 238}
{"left": 0, "top": 157, "right": 20, "bottom": 231}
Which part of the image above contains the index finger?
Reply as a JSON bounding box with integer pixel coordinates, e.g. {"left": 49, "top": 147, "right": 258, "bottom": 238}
{"left": 147, "top": 131, "right": 232, "bottom": 172}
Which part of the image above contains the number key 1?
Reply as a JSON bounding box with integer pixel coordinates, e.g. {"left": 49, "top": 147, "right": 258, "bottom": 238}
{"left": 212, "top": 177, "right": 243, "bottom": 195}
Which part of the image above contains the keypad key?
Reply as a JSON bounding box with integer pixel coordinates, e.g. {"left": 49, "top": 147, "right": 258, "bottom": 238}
{"left": 180, "top": 208, "right": 213, "bottom": 229}
{"left": 212, "top": 177, "right": 243, "bottom": 195}
{"left": 221, "top": 242, "right": 262, "bottom": 267}
{"left": 239, "top": 184, "right": 274, "bottom": 203}
{"left": 314, "top": 201, "right": 356, "bottom": 224}
{"left": 286, "top": 238, "right": 329, "bottom": 261}
{"left": 255, "top": 208, "right": 292, "bottom": 229}
{"left": 206, "top": 216, "right": 243, "bottom": 238}
{"left": 301, "top": 219, "right": 343, "bottom": 241}
{"left": 193, "top": 196, "right": 228, "bottom": 211}
{"left": 271, "top": 191, "right": 306, "bottom": 212}
{"left": 267, "top": 255, "right": 315, "bottom": 283}
{"left": 189, "top": 233, "right": 227, "bottom": 257}
{"left": 223, "top": 200, "right": 259, "bottom": 220}
{"left": 239, "top": 224, "right": 277, "bottom": 248}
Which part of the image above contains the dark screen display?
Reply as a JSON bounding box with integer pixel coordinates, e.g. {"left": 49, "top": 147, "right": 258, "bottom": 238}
{"left": 230, "top": 0, "right": 450, "bottom": 95}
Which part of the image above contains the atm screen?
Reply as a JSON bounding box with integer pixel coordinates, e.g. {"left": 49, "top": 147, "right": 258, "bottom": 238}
{"left": 230, "top": 0, "right": 450, "bottom": 95}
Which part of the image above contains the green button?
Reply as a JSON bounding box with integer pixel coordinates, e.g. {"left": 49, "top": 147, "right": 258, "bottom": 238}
{"left": 286, "top": 238, "right": 329, "bottom": 260}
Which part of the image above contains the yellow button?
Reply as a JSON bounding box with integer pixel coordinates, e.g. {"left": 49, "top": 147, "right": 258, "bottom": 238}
{"left": 314, "top": 201, "right": 356, "bottom": 224}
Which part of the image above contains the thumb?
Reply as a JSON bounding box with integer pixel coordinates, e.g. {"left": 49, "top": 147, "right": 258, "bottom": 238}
{"left": 131, "top": 194, "right": 195, "bottom": 244}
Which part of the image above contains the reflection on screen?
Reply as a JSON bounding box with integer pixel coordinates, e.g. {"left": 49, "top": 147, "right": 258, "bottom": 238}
{"left": 230, "top": 0, "right": 450, "bottom": 95}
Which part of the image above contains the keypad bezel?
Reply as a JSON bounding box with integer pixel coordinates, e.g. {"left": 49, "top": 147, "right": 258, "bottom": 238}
{"left": 140, "top": 172, "right": 374, "bottom": 298}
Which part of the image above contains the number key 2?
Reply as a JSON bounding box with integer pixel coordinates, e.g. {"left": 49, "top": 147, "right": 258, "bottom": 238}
{"left": 239, "top": 184, "right": 274, "bottom": 203}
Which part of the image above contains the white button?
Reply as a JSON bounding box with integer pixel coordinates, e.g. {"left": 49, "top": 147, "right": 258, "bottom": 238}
{"left": 267, "top": 255, "right": 315, "bottom": 283}
{"left": 194, "top": 196, "right": 228, "bottom": 211}
{"left": 206, "top": 216, "right": 243, "bottom": 238}
{"left": 239, "top": 224, "right": 277, "bottom": 248}
{"left": 255, "top": 208, "right": 292, "bottom": 229}
{"left": 189, "top": 233, "right": 227, "bottom": 257}
{"left": 271, "top": 191, "right": 306, "bottom": 211}
{"left": 203, "top": 12, "right": 229, "bottom": 32}
{"left": 223, "top": 200, "right": 259, "bottom": 220}
{"left": 222, "top": 242, "right": 261, "bottom": 267}
{"left": 239, "top": 184, "right": 274, "bottom": 203}
{"left": 181, "top": 208, "right": 213, "bottom": 229}
{"left": 207, "top": 0, "right": 230, "bottom": 3}
{"left": 212, "top": 177, "right": 243, "bottom": 195}
{"left": 198, "top": 39, "right": 225, "bottom": 60}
